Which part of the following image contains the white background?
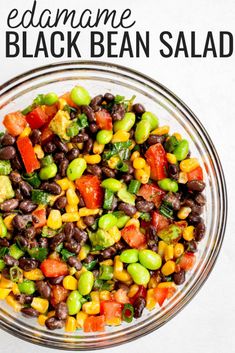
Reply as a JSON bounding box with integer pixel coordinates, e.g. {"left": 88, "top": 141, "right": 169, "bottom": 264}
{"left": 0, "top": 1, "right": 235, "bottom": 352}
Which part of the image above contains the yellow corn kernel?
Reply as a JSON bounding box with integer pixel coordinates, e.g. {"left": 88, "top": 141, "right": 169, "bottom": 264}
{"left": 31, "top": 297, "right": 49, "bottom": 314}
{"left": 66, "top": 188, "right": 79, "bottom": 205}
{"left": 113, "top": 256, "right": 132, "bottom": 283}
{"left": 183, "top": 225, "right": 195, "bottom": 241}
{"left": 130, "top": 150, "right": 140, "bottom": 161}
{"left": 19, "top": 126, "right": 31, "bottom": 138}
{"left": 108, "top": 226, "right": 121, "bottom": 243}
{"left": 62, "top": 212, "right": 80, "bottom": 222}
{"left": 67, "top": 180, "right": 76, "bottom": 190}
{"left": 47, "top": 210, "right": 62, "bottom": 230}
{"left": 180, "top": 158, "right": 200, "bottom": 173}
{"left": 49, "top": 252, "right": 60, "bottom": 260}
{"left": 166, "top": 153, "right": 177, "bottom": 164}
{"left": 3, "top": 214, "right": 16, "bottom": 231}
{"left": 134, "top": 169, "right": 149, "bottom": 184}
{"left": 65, "top": 204, "right": 78, "bottom": 213}
{"left": 56, "top": 178, "right": 70, "bottom": 191}
{"left": 151, "top": 125, "right": 170, "bottom": 136}
{"left": 106, "top": 317, "right": 122, "bottom": 326}
{"left": 75, "top": 266, "right": 87, "bottom": 280}
{"left": 161, "top": 260, "right": 176, "bottom": 276}
{"left": 84, "top": 154, "right": 101, "bottom": 164}
{"left": 12, "top": 283, "right": 20, "bottom": 295}
{"left": 143, "top": 163, "right": 151, "bottom": 177}
{"left": 158, "top": 241, "right": 167, "bottom": 257}
{"left": 129, "top": 139, "right": 136, "bottom": 150}
{"left": 128, "top": 284, "right": 139, "bottom": 298}
{"left": 0, "top": 277, "right": 13, "bottom": 289}
{"left": 65, "top": 316, "right": 77, "bottom": 332}
{"left": 58, "top": 98, "right": 67, "bottom": 110}
{"left": 107, "top": 156, "right": 120, "bottom": 169}
{"left": 178, "top": 172, "right": 188, "bottom": 184}
{"left": 125, "top": 218, "right": 140, "bottom": 228}
{"left": 79, "top": 208, "right": 100, "bottom": 217}
{"left": 133, "top": 157, "right": 146, "bottom": 169}
{"left": 77, "top": 142, "right": 84, "bottom": 150}
{"left": 93, "top": 141, "right": 105, "bottom": 154}
{"left": 174, "top": 243, "right": 185, "bottom": 258}
{"left": 77, "top": 218, "right": 87, "bottom": 230}
{"left": 24, "top": 269, "right": 44, "bottom": 281}
{"left": 67, "top": 142, "right": 74, "bottom": 151}
{"left": 111, "top": 130, "right": 130, "bottom": 143}
{"left": 146, "top": 289, "right": 156, "bottom": 310}
{"left": 82, "top": 301, "right": 100, "bottom": 315}
{"left": 69, "top": 267, "right": 76, "bottom": 276}
{"left": 177, "top": 207, "right": 192, "bottom": 220}
{"left": 78, "top": 245, "right": 90, "bottom": 261}
{"left": 158, "top": 282, "right": 177, "bottom": 290}
{"left": 173, "top": 132, "right": 182, "bottom": 141}
{"left": 47, "top": 310, "right": 56, "bottom": 318}
{"left": 164, "top": 244, "right": 174, "bottom": 261}
{"left": 133, "top": 211, "right": 141, "bottom": 219}
{"left": 38, "top": 314, "right": 47, "bottom": 326}
{"left": 90, "top": 291, "right": 100, "bottom": 302}
{"left": 34, "top": 144, "right": 44, "bottom": 159}
{"left": 76, "top": 312, "right": 88, "bottom": 329}
{"left": 100, "top": 259, "right": 113, "bottom": 266}
{"left": 0, "top": 288, "right": 11, "bottom": 300}
{"left": 148, "top": 276, "right": 159, "bottom": 289}
{"left": 63, "top": 275, "right": 78, "bottom": 290}
{"left": 6, "top": 295, "right": 22, "bottom": 312}
{"left": 99, "top": 290, "right": 111, "bottom": 301}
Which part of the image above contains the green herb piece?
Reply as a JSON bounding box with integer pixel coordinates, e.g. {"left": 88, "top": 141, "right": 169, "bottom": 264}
{"left": 83, "top": 259, "right": 98, "bottom": 271}
{"left": 32, "top": 190, "right": 49, "bottom": 205}
{"left": 0, "top": 160, "right": 12, "bottom": 176}
{"left": 139, "top": 212, "right": 151, "bottom": 222}
{"left": 27, "top": 247, "right": 48, "bottom": 262}
{"left": 22, "top": 173, "right": 41, "bottom": 188}
{"left": 61, "top": 248, "right": 75, "bottom": 261}
{"left": 77, "top": 113, "right": 88, "bottom": 128}
{"left": 67, "top": 121, "right": 80, "bottom": 137}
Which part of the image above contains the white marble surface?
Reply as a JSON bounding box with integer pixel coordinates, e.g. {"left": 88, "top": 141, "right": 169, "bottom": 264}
{"left": 0, "top": 0, "right": 234, "bottom": 352}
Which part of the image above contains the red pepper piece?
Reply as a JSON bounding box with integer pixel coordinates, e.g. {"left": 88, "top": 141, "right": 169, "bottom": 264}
{"left": 17, "top": 136, "right": 40, "bottom": 173}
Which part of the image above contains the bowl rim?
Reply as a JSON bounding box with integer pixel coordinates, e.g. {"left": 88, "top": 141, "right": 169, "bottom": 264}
{"left": 0, "top": 60, "right": 228, "bottom": 350}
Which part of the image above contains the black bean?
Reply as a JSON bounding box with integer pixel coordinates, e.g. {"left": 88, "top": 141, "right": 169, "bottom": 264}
{"left": 0, "top": 146, "right": 16, "bottom": 160}
{"left": 100, "top": 246, "right": 117, "bottom": 259}
{"left": 28, "top": 239, "right": 38, "bottom": 249}
{"left": 83, "top": 138, "right": 93, "bottom": 154}
{"left": 187, "top": 180, "right": 206, "bottom": 192}
{"left": 183, "top": 198, "right": 195, "bottom": 208}
{"left": 125, "top": 161, "right": 134, "bottom": 174}
{"left": 53, "top": 136, "right": 68, "bottom": 153}
{"left": 90, "top": 95, "right": 103, "bottom": 110}
{"left": 23, "top": 227, "right": 36, "bottom": 239}
{"left": 9, "top": 171, "right": 22, "bottom": 184}
{"left": 45, "top": 317, "right": 64, "bottom": 330}
{"left": 78, "top": 194, "right": 86, "bottom": 207}
{"left": 104, "top": 92, "right": 115, "bottom": 102}
{"left": 16, "top": 294, "right": 33, "bottom": 305}
{"left": 64, "top": 222, "right": 74, "bottom": 241}
{"left": 114, "top": 240, "right": 127, "bottom": 252}
{"left": 36, "top": 280, "right": 51, "bottom": 299}
{"left": 55, "top": 302, "right": 68, "bottom": 320}
{"left": 66, "top": 148, "right": 79, "bottom": 161}
{"left": 122, "top": 174, "right": 133, "bottom": 183}
{"left": 118, "top": 202, "right": 137, "bottom": 217}
{"left": 19, "top": 181, "right": 33, "bottom": 197}
{"left": 3, "top": 254, "right": 19, "bottom": 266}
{"left": 14, "top": 235, "right": 28, "bottom": 250}
{"left": 101, "top": 167, "right": 116, "bottom": 178}
{"left": 53, "top": 152, "right": 65, "bottom": 164}
{"left": 86, "top": 165, "right": 102, "bottom": 177}
{"left": 168, "top": 164, "right": 179, "bottom": 180}
{"left": 15, "top": 189, "right": 24, "bottom": 201}
{"left": 185, "top": 240, "right": 198, "bottom": 252}
{"left": 132, "top": 103, "right": 145, "bottom": 115}
{"left": 163, "top": 192, "right": 181, "bottom": 210}
{"left": 54, "top": 196, "right": 67, "bottom": 210}
{"left": 111, "top": 104, "right": 125, "bottom": 121}
{"left": 12, "top": 214, "right": 32, "bottom": 230}
{"left": 195, "top": 222, "right": 206, "bottom": 241}
{"left": 43, "top": 141, "right": 56, "bottom": 153}
{"left": 41, "top": 182, "right": 62, "bottom": 195}
{"left": 19, "top": 200, "right": 37, "bottom": 213}
{"left": 194, "top": 193, "right": 206, "bottom": 206}
{"left": 147, "top": 225, "right": 157, "bottom": 241}
{"left": 73, "top": 228, "right": 88, "bottom": 245}
{"left": 30, "top": 129, "right": 41, "bottom": 145}
{"left": 50, "top": 232, "right": 65, "bottom": 250}
{"left": 134, "top": 297, "right": 146, "bottom": 318}
{"left": 49, "top": 276, "right": 65, "bottom": 285}
{"left": 82, "top": 105, "right": 95, "bottom": 122}
{"left": 89, "top": 123, "right": 99, "bottom": 134}
{"left": 191, "top": 204, "right": 203, "bottom": 215}
{"left": 67, "top": 256, "right": 82, "bottom": 271}
{"left": 19, "top": 258, "right": 38, "bottom": 271}
{"left": 83, "top": 254, "right": 95, "bottom": 264}
{"left": 64, "top": 240, "right": 81, "bottom": 254}
{"left": 136, "top": 200, "right": 154, "bottom": 213}
{"left": 11, "top": 155, "right": 23, "bottom": 171}
{"left": 173, "top": 270, "right": 185, "bottom": 285}
{"left": 1, "top": 133, "right": 15, "bottom": 146}
{"left": 59, "top": 159, "right": 69, "bottom": 177}
{"left": 0, "top": 199, "right": 19, "bottom": 212}
{"left": 38, "top": 238, "right": 48, "bottom": 248}
{"left": 71, "top": 133, "right": 89, "bottom": 143}
{"left": 187, "top": 213, "right": 202, "bottom": 225}
{"left": 21, "top": 307, "right": 39, "bottom": 317}
{"left": 0, "top": 238, "right": 10, "bottom": 247}
{"left": 83, "top": 216, "right": 95, "bottom": 227}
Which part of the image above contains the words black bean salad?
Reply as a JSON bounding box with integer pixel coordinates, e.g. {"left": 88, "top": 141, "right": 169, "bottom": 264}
{"left": 0, "top": 86, "right": 206, "bottom": 332}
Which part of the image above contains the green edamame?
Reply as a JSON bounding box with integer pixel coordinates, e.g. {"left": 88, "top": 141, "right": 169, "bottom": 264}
{"left": 142, "top": 112, "right": 159, "bottom": 130}
{"left": 158, "top": 178, "right": 178, "bottom": 193}
{"left": 18, "top": 280, "right": 36, "bottom": 295}
{"left": 70, "top": 86, "right": 91, "bottom": 106}
{"left": 67, "top": 158, "right": 87, "bottom": 181}
{"left": 113, "top": 112, "right": 136, "bottom": 132}
{"left": 98, "top": 214, "right": 118, "bottom": 230}
{"left": 120, "top": 249, "right": 139, "bottom": 263}
{"left": 173, "top": 139, "right": 189, "bottom": 161}
{"left": 127, "top": 263, "right": 150, "bottom": 285}
{"left": 139, "top": 249, "right": 162, "bottom": 270}
{"left": 116, "top": 215, "right": 130, "bottom": 229}
{"left": 96, "top": 130, "right": 113, "bottom": 144}
{"left": 0, "top": 259, "right": 5, "bottom": 271}
{"left": 43, "top": 92, "right": 58, "bottom": 106}
{"left": 39, "top": 163, "right": 57, "bottom": 180}
{"left": 67, "top": 290, "right": 82, "bottom": 315}
{"left": 117, "top": 188, "right": 136, "bottom": 206}
{"left": 101, "top": 178, "right": 122, "bottom": 192}
{"left": 78, "top": 271, "right": 94, "bottom": 296}
{"left": 135, "top": 120, "right": 151, "bottom": 144}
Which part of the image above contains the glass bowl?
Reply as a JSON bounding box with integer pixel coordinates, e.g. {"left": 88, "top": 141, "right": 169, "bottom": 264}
{"left": 0, "top": 61, "right": 227, "bottom": 350}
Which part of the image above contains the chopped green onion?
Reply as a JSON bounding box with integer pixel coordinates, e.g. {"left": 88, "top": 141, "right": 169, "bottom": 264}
{"left": 103, "top": 189, "right": 114, "bottom": 210}
{"left": 159, "top": 203, "right": 174, "bottom": 219}
{"left": 22, "top": 173, "right": 41, "bottom": 188}
{"left": 10, "top": 266, "right": 23, "bottom": 282}
{"left": 41, "top": 226, "right": 58, "bottom": 238}
{"left": 83, "top": 259, "right": 98, "bottom": 271}
{"left": 114, "top": 95, "right": 125, "bottom": 104}
{"left": 21, "top": 105, "right": 33, "bottom": 115}
{"left": 93, "top": 279, "right": 114, "bottom": 291}
{"left": 33, "top": 94, "right": 45, "bottom": 106}
{"left": 9, "top": 244, "right": 24, "bottom": 259}
{"left": 128, "top": 180, "right": 141, "bottom": 194}
{"left": 63, "top": 104, "right": 77, "bottom": 114}
{"left": 116, "top": 161, "right": 129, "bottom": 172}
{"left": 0, "top": 247, "right": 8, "bottom": 258}
{"left": 122, "top": 303, "right": 134, "bottom": 323}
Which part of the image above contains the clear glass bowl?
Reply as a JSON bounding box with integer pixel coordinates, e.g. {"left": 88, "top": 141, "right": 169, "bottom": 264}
{"left": 0, "top": 61, "right": 227, "bottom": 350}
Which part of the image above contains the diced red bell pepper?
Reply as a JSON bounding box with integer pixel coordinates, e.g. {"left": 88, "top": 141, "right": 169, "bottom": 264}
{"left": 26, "top": 107, "right": 48, "bottom": 129}
{"left": 145, "top": 143, "right": 168, "bottom": 181}
{"left": 32, "top": 208, "right": 47, "bottom": 229}
{"left": 179, "top": 252, "right": 196, "bottom": 271}
{"left": 121, "top": 224, "right": 146, "bottom": 249}
{"left": 41, "top": 127, "right": 54, "bottom": 144}
{"left": 95, "top": 109, "right": 113, "bottom": 130}
{"left": 153, "top": 287, "right": 168, "bottom": 306}
{"left": 75, "top": 175, "right": 104, "bottom": 209}
{"left": 3, "top": 111, "right": 27, "bottom": 136}
{"left": 50, "top": 285, "right": 69, "bottom": 307}
{"left": 83, "top": 315, "right": 105, "bottom": 332}
{"left": 17, "top": 136, "right": 40, "bottom": 173}
{"left": 138, "top": 183, "right": 166, "bottom": 208}
{"left": 130, "top": 285, "right": 147, "bottom": 304}
{"left": 40, "top": 259, "right": 68, "bottom": 278}
{"left": 42, "top": 104, "right": 58, "bottom": 120}
{"left": 100, "top": 301, "right": 122, "bottom": 325}
{"left": 114, "top": 288, "right": 130, "bottom": 304}
{"left": 187, "top": 166, "right": 203, "bottom": 181}
{"left": 151, "top": 211, "right": 170, "bottom": 232}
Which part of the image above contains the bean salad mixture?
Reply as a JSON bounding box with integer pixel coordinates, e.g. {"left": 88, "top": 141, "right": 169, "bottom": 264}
{"left": 0, "top": 85, "right": 206, "bottom": 333}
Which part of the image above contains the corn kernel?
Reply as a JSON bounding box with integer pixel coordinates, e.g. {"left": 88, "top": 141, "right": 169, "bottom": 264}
{"left": 6, "top": 295, "right": 22, "bottom": 312}
{"left": 78, "top": 245, "right": 90, "bottom": 261}
{"left": 146, "top": 289, "right": 155, "bottom": 310}
{"left": 93, "top": 141, "right": 105, "bottom": 154}
{"left": 107, "top": 156, "right": 120, "bottom": 169}
{"left": 0, "top": 288, "right": 11, "bottom": 300}
{"left": 130, "top": 151, "right": 140, "bottom": 161}
{"left": 143, "top": 163, "right": 151, "bottom": 177}
{"left": 125, "top": 218, "right": 140, "bottom": 228}
{"left": 62, "top": 212, "right": 80, "bottom": 222}
{"left": 113, "top": 256, "right": 132, "bottom": 283}
{"left": 108, "top": 226, "right": 121, "bottom": 243}
{"left": 58, "top": 98, "right": 67, "bottom": 110}
{"left": 177, "top": 207, "right": 192, "bottom": 220}
{"left": 106, "top": 317, "right": 122, "bottom": 326}
{"left": 69, "top": 267, "right": 77, "bottom": 276}
{"left": 66, "top": 188, "right": 79, "bottom": 205}
{"left": 79, "top": 208, "right": 100, "bottom": 217}
{"left": 63, "top": 275, "right": 78, "bottom": 290}
{"left": 12, "top": 283, "right": 20, "bottom": 295}
{"left": 49, "top": 252, "right": 60, "bottom": 260}
{"left": 56, "top": 178, "right": 70, "bottom": 191}
{"left": 129, "top": 139, "right": 136, "bottom": 150}
{"left": 99, "top": 290, "right": 111, "bottom": 301}
{"left": 128, "top": 284, "right": 139, "bottom": 298}
{"left": 84, "top": 154, "right": 101, "bottom": 164}
{"left": 183, "top": 225, "right": 195, "bottom": 241}
{"left": 67, "top": 180, "right": 76, "bottom": 190}
{"left": 77, "top": 142, "right": 84, "bottom": 150}
{"left": 90, "top": 291, "right": 100, "bottom": 302}
{"left": 148, "top": 276, "right": 159, "bottom": 289}
{"left": 31, "top": 297, "right": 49, "bottom": 314}
{"left": 82, "top": 301, "right": 100, "bottom": 315}
{"left": 19, "top": 126, "right": 31, "bottom": 138}
{"left": 134, "top": 169, "right": 149, "bottom": 184}
{"left": 47, "top": 210, "right": 62, "bottom": 230}
{"left": 158, "top": 241, "right": 167, "bottom": 257}
{"left": 178, "top": 172, "right": 188, "bottom": 184}
{"left": 174, "top": 243, "right": 185, "bottom": 258}
{"left": 0, "top": 277, "right": 13, "bottom": 289}
{"left": 77, "top": 218, "right": 87, "bottom": 230}
{"left": 173, "top": 132, "right": 182, "bottom": 141}
{"left": 164, "top": 244, "right": 174, "bottom": 261}
{"left": 65, "top": 204, "right": 78, "bottom": 213}
{"left": 76, "top": 312, "right": 88, "bottom": 328}
{"left": 180, "top": 158, "right": 199, "bottom": 173}
{"left": 47, "top": 310, "right": 55, "bottom": 318}
{"left": 65, "top": 316, "right": 77, "bottom": 332}
{"left": 3, "top": 214, "right": 16, "bottom": 230}
{"left": 67, "top": 142, "right": 74, "bottom": 150}
{"left": 38, "top": 314, "right": 47, "bottom": 326}
{"left": 111, "top": 130, "right": 130, "bottom": 143}
{"left": 133, "top": 157, "right": 146, "bottom": 169}
{"left": 34, "top": 144, "right": 44, "bottom": 159}
{"left": 166, "top": 153, "right": 177, "bottom": 164}
{"left": 151, "top": 125, "right": 170, "bottom": 136}
{"left": 24, "top": 269, "right": 44, "bottom": 281}
{"left": 161, "top": 260, "right": 176, "bottom": 276}
{"left": 100, "top": 259, "right": 113, "bottom": 266}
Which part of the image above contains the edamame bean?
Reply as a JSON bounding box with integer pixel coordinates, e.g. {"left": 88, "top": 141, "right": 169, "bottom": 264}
{"left": 98, "top": 214, "right": 118, "bottom": 230}
{"left": 120, "top": 249, "right": 139, "bottom": 263}
{"left": 78, "top": 271, "right": 94, "bottom": 296}
{"left": 101, "top": 178, "right": 122, "bottom": 192}
{"left": 44, "top": 92, "right": 58, "bottom": 106}
{"left": 142, "top": 112, "right": 159, "bottom": 130}
{"left": 66, "top": 290, "right": 82, "bottom": 315}
{"left": 18, "top": 280, "right": 36, "bottom": 295}
{"left": 116, "top": 215, "right": 130, "bottom": 229}
{"left": 70, "top": 86, "right": 91, "bottom": 106}
{"left": 127, "top": 263, "right": 150, "bottom": 285}
{"left": 67, "top": 158, "right": 87, "bottom": 181}
{"left": 135, "top": 120, "right": 151, "bottom": 144}
{"left": 139, "top": 249, "right": 162, "bottom": 270}
{"left": 96, "top": 130, "right": 113, "bottom": 144}
{"left": 113, "top": 112, "right": 136, "bottom": 132}
{"left": 39, "top": 163, "right": 57, "bottom": 180}
{"left": 117, "top": 188, "right": 136, "bottom": 206}
{"left": 158, "top": 178, "right": 178, "bottom": 192}
{"left": 173, "top": 139, "right": 189, "bottom": 161}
